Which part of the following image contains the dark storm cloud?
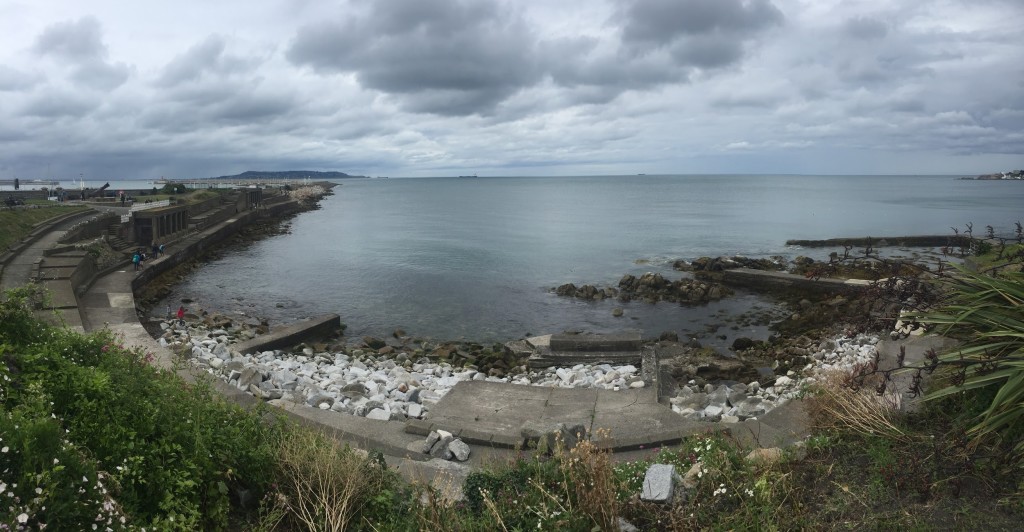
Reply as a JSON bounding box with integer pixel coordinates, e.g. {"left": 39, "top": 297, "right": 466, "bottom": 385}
{"left": 157, "top": 35, "right": 258, "bottom": 87}
{"left": 287, "top": 0, "right": 542, "bottom": 115}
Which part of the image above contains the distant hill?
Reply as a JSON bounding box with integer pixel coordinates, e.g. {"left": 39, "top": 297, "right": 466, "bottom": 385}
{"left": 208, "top": 170, "right": 367, "bottom": 180}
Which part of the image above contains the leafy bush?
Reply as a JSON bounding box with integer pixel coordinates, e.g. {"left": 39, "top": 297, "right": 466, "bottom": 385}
{"left": 1, "top": 287, "right": 283, "bottom": 530}
{"left": 913, "top": 267, "right": 1024, "bottom": 454}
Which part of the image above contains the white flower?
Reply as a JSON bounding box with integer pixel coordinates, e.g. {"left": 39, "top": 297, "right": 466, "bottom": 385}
{"left": 53, "top": 458, "right": 59, "bottom": 465}
{"left": 18, "top": 512, "right": 29, "bottom": 523}
{"left": 35, "top": 487, "right": 43, "bottom": 495}
{"left": 0, "top": 481, "right": 6, "bottom": 493}
{"left": 1, "top": 446, "right": 8, "bottom": 453}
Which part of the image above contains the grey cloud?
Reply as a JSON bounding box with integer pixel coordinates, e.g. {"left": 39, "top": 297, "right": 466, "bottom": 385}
{"left": 287, "top": 0, "right": 541, "bottom": 115}
{"left": 211, "top": 93, "right": 296, "bottom": 123}
{"left": 545, "top": 38, "right": 684, "bottom": 92}
{"left": 619, "top": 0, "right": 783, "bottom": 47}
{"left": 0, "top": 65, "right": 42, "bottom": 91}
{"left": 669, "top": 34, "right": 744, "bottom": 69}
{"left": 844, "top": 16, "right": 889, "bottom": 40}
{"left": 72, "top": 59, "right": 131, "bottom": 90}
{"left": 158, "top": 35, "right": 258, "bottom": 87}
{"left": 21, "top": 91, "right": 97, "bottom": 118}
{"left": 613, "top": 0, "right": 784, "bottom": 76}
{"left": 33, "top": 17, "right": 107, "bottom": 61}
{"left": 712, "top": 92, "right": 784, "bottom": 109}
{"left": 31, "top": 17, "right": 131, "bottom": 91}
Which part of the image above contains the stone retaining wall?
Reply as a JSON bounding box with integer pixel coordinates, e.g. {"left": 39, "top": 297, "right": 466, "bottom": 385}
{"left": 58, "top": 212, "right": 120, "bottom": 244}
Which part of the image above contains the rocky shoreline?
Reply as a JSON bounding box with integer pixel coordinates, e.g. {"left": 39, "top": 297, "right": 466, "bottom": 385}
{"left": 152, "top": 309, "right": 883, "bottom": 429}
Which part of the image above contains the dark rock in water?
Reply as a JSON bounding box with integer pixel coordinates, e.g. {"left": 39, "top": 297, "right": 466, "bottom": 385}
{"left": 659, "top": 331, "right": 679, "bottom": 342}
{"left": 612, "top": 307, "right": 624, "bottom": 317}
{"left": 732, "top": 337, "right": 756, "bottom": 351}
{"left": 555, "top": 283, "right": 578, "bottom": 296}
{"left": 562, "top": 272, "right": 730, "bottom": 305}
{"left": 362, "top": 336, "right": 386, "bottom": 349}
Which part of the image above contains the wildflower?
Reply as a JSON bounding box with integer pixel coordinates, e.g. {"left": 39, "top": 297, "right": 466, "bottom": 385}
{"left": 17, "top": 513, "right": 28, "bottom": 524}
{"left": 1, "top": 446, "right": 7, "bottom": 453}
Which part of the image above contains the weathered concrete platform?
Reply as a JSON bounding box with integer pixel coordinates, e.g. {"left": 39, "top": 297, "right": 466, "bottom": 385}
{"left": 406, "top": 380, "right": 715, "bottom": 451}
{"left": 549, "top": 331, "right": 642, "bottom": 352}
{"left": 722, "top": 268, "right": 871, "bottom": 295}
{"left": 232, "top": 314, "right": 342, "bottom": 354}
{"left": 528, "top": 330, "right": 645, "bottom": 368}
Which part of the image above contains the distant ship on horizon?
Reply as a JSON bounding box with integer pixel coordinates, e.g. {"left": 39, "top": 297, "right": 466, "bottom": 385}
{"left": 457, "top": 174, "right": 478, "bottom": 178}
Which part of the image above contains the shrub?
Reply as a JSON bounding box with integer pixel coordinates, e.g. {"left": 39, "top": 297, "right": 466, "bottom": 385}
{"left": 267, "top": 428, "right": 398, "bottom": 531}
{"left": 911, "top": 267, "right": 1024, "bottom": 454}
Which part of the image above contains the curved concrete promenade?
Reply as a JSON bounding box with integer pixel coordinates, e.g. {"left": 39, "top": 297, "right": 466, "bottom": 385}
{"left": 3, "top": 200, "right": 813, "bottom": 495}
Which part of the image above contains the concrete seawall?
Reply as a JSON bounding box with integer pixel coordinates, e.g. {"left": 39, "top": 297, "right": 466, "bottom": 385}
{"left": 721, "top": 268, "right": 871, "bottom": 296}
{"left": 233, "top": 314, "right": 343, "bottom": 354}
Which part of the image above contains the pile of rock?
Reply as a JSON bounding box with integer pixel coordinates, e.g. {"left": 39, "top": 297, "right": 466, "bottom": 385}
{"left": 420, "top": 430, "right": 471, "bottom": 462}
{"left": 668, "top": 334, "right": 879, "bottom": 422}
{"left": 159, "top": 319, "right": 645, "bottom": 423}
{"left": 554, "top": 272, "right": 730, "bottom": 305}
{"left": 674, "top": 256, "right": 787, "bottom": 272}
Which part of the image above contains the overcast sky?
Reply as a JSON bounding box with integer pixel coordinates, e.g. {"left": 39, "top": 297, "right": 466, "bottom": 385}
{"left": 1, "top": 0, "right": 1022, "bottom": 179}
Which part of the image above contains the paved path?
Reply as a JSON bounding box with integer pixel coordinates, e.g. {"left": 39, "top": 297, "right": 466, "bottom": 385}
{"left": 0, "top": 213, "right": 89, "bottom": 292}
{"left": 411, "top": 381, "right": 708, "bottom": 450}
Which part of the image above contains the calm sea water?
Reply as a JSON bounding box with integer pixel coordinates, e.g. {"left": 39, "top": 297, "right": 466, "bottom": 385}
{"left": 155, "top": 175, "right": 1024, "bottom": 345}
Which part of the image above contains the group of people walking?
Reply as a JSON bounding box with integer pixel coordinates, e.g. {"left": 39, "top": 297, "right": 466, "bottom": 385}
{"left": 131, "top": 243, "right": 165, "bottom": 272}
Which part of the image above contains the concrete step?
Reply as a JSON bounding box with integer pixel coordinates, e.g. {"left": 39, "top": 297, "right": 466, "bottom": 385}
{"left": 528, "top": 350, "right": 642, "bottom": 369}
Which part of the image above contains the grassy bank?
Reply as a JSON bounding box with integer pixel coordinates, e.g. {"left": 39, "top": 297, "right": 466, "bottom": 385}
{"left": 0, "top": 205, "right": 88, "bottom": 251}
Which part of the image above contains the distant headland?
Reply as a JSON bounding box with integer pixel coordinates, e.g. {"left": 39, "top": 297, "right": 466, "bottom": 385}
{"left": 208, "top": 170, "right": 368, "bottom": 180}
{"left": 962, "top": 169, "right": 1023, "bottom": 180}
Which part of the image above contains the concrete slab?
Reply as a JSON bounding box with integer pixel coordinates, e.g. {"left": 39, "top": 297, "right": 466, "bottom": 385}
{"left": 548, "top": 387, "right": 598, "bottom": 405}
{"left": 730, "top": 400, "right": 810, "bottom": 449}
{"left": 41, "top": 256, "right": 84, "bottom": 268}
{"left": 39, "top": 280, "right": 78, "bottom": 308}
{"left": 107, "top": 292, "right": 135, "bottom": 308}
{"left": 549, "top": 331, "right": 642, "bottom": 352}
{"left": 37, "top": 265, "right": 76, "bottom": 279}
{"left": 876, "top": 335, "right": 959, "bottom": 412}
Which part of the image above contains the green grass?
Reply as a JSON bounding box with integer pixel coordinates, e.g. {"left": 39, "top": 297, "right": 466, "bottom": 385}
{"left": 0, "top": 205, "right": 88, "bottom": 250}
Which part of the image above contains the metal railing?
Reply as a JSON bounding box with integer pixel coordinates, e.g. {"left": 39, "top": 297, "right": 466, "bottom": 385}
{"left": 130, "top": 199, "right": 170, "bottom": 212}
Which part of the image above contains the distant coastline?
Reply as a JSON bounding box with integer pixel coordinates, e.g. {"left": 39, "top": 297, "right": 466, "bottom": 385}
{"left": 962, "top": 169, "right": 1023, "bottom": 180}
{"left": 209, "top": 170, "right": 368, "bottom": 180}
